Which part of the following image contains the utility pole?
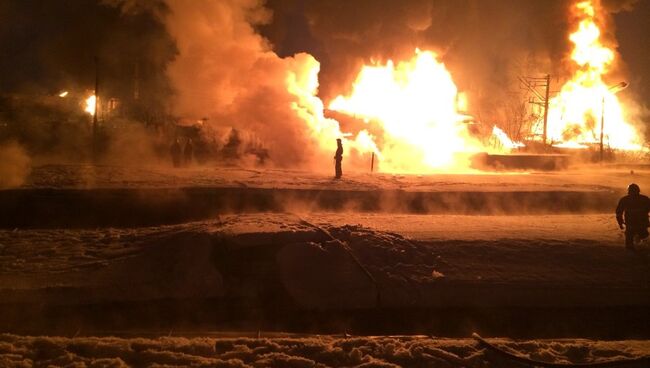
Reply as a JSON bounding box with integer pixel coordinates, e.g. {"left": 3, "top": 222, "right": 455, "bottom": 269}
{"left": 543, "top": 74, "right": 550, "bottom": 145}
{"left": 133, "top": 60, "right": 140, "bottom": 101}
{"left": 599, "top": 82, "right": 628, "bottom": 162}
{"left": 519, "top": 75, "right": 551, "bottom": 145}
{"left": 93, "top": 56, "right": 99, "bottom": 161}
{"left": 600, "top": 96, "right": 605, "bottom": 161}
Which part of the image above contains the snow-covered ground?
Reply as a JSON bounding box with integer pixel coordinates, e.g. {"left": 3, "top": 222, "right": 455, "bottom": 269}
{"left": 0, "top": 214, "right": 647, "bottom": 336}
{"left": 304, "top": 213, "right": 623, "bottom": 241}
{"left": 1, "top": 165, "right": 649, "bottom": 357}
{"left": 2, "top": 214, "right": 645, "bottom": 306}
{"left": 5, "top": 164, "right": 645, "bottom": 228}
{"left": 1, "top": 333, "right": 649, "bottom": 367}
{"left": 21, "top": 164, "right": 650, "bottom": 192}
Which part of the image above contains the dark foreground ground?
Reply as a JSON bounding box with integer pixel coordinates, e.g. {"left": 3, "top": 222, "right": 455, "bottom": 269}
{"left": 1, "top": 214, "right": 647, "bottom": 338}
{"left": 0, "top": 165, "right": 649, "bottom": 366}
{"left": 2, "top": 333, "right": 649, "bottom": 367}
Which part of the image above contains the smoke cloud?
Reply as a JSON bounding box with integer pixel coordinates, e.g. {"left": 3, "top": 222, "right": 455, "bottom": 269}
{"left": 163, "top": 0, "right": 348, "bottom": 168}
{"left": 263, "top": 0, "right": 571, "bottom": 115}
{"left": 261, "top": 0, "right": 647, "bottom": 139}
{"left": 0, "top": 141, "right": 30, "bottom": 188}
{"left": 1, "top": 0, "right": 647, "bottom": 169}
{"left": 160, "top": 0, "right": 582, "bottom": 168}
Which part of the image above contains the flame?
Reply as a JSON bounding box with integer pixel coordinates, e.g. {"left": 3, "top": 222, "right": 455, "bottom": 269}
{"left": 456, "top": 92, "right": 469, "bottom": 113}
{"left": 553, "top": 141, "right": 589, "bottom": 149}
{"left": 492, "top": 126, "right": 525, "bottom": 149}
{"left": 328, "top": 50, "right": 483, "bottom": 172}
{"left": 285, "top": 53, "right": 380, "bottom": 162}
{"left": 84, "top": 95, "right": 96, "bottom": 116}
{"left": 539, "top": 0, "right": 640, "bottom": 150}
{"left": 58, "top": 91, "right": 69, "bottom": 98}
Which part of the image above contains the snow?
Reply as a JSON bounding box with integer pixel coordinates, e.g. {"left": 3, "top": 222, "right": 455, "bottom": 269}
{"left": 1, "top": 164, "right": 649, "bottom": 353}
{"left": 0, "top": 214, "right": 646, "bottom": 310}
{"left": 0, "top": 333, "right": 648, "bottom": 367}
{"left": 21, "top": 164, "right": 649, "bottom": 193}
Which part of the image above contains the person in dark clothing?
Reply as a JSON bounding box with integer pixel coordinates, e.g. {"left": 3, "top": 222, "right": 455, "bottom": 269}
{"left": 334, "top": 138, "right": 343, "bottom": 179}
{"left": 170, "top": 138, "right": 182, "bottom": 168}
{"left": 184, "top": 138, "right": 194, "bottom": 166}
{"left": 616, "top": 183, "right": 650, "bottom": 249}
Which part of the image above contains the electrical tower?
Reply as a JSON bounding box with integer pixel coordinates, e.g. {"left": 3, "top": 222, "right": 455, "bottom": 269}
{"left": 518, "top": 74, "right": 550, "bottom": 145}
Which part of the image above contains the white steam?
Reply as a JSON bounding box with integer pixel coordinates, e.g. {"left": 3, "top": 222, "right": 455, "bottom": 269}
{"left": 0, "top": 141, "right": 31, "bottom": 188}
{"left": 164, "top": 0, "right": 337, "bottom": 167}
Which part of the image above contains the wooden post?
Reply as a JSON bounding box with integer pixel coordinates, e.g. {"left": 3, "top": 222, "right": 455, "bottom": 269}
{"left": 92, "top": 56, "right": 99, "bottom": 161}
{"left": 370, "top": 152, "right": 375, "bottom": 173}
{"left": 600, "top": 96, "right": 605, "bottom": 161}
{"left": 543, "top": 74, "right": 550, "bottom": 146}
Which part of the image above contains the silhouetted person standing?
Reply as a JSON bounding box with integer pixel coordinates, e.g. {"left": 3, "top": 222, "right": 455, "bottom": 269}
{"left": 170, "top": 138, "right": 182, "bottom": 168}
{"left": 184, "top": 138, "right": 194, "bottom": 166}
{"left": 616, "top": 183, "right": 650, "bottom": 250}
{"left": 334, "top": 138, "right": 343, "bottom": 179}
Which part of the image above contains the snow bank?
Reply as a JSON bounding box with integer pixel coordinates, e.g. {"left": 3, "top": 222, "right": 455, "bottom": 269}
{"left": 22, "top": 165, "right": 646, "bottom": 193}
{"left": 0, "top": 215, "right": 647, "bottom": 337}
{"left": 0, "top": 187, "right": 620, "bottom": 228}
{"left": 0, "top": 333, "right": 648, "bottom": 367}
{"left": 2, "top": 215, "right": 644, "bottom": 309}
{"left": 6, "top": 164, "right": 641, "bottom": 227}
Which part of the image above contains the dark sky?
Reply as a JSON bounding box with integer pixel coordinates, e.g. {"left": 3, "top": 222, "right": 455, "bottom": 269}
{"left": 0, "top": 0, "right": 174, "bottom": 106}
{"left": 612, "top": 0, "right": 650, "bottom": 100}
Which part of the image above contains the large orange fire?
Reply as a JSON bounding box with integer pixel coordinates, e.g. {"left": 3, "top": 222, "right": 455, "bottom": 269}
{"left": 285, "top": 53, "right": 380, "bottom": 165}
{"left": 537, "top": 0, "right": 641, "bottom": 150}
{"left": 312, "top": 0, "right": 643, "bottom": 174}
{"left": 328, "top": 50, "right": 485, "bottom": 173}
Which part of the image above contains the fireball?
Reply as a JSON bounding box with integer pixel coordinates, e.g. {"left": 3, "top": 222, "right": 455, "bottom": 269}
{"left": 493, "top": 126, "right": 524, "bottom": 149}
{"left": 329, "top": 50, "right": 484, "bottom": 173}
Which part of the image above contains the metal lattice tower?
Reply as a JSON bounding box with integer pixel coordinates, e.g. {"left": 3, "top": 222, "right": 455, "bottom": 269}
{"left": 518, "top": 74, "right": 550, "bottom": 145}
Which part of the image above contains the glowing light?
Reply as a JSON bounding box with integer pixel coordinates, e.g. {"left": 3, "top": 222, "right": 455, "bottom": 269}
{"left": 328, "top": 50, "right": 484, "bottom": 172}
{"left": 84, "top": 95, "right": 96, "bottom": 116}
{"left": 553, "top": 141, "right": 589, "bottom": 149}
{"left": 58, "top": 91, "right": 69, "bottom": 98}
{"left": 456, "top": 92, "right": 468, "bottom": 113}
{"left": 492, "top": 126, "right": 525, "bottom": 149}
{"left": 537, "top": 0, "right": 641, "bottom": 151}
{"left": 285, "top": 53, "right": 380, "bottom": 163}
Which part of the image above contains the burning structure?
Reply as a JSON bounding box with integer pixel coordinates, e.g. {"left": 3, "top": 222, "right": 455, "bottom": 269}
{"left": 0, "top": 0, "right": 647, "bottom": 173}
{"left": 1, "top": 1, "right": 650, "bottom": 355}
{"left": 323, "top": 0, "right": 646, "bottom": 171}
{"left": 536, "top": 0, "right": 642, "bottom": 152}
{"left": 158, "top": 0, "right": 647, "bottom": 174}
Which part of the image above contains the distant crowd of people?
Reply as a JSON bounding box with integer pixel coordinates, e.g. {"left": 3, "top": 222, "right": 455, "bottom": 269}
{"left": 170, "top": 137, "right": 346, "bottom": 179}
